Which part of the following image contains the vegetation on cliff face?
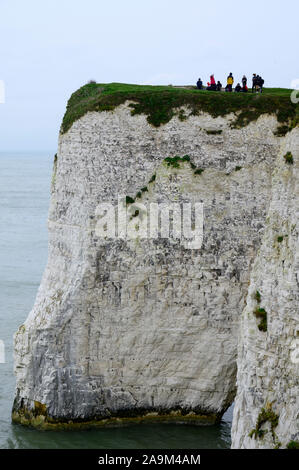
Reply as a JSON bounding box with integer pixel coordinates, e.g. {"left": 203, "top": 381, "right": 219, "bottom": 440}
{"left": 284, "top": 151, "right": 294, "bottom": 164}
{"left": 163, "top": 155, "right": 204, "bottom": 176}
{"left": 249, "top": 404, "right": 281, "bottom": 448}
{"left": 287, "top": 441, "right": 299, "bottom": 449}
{"left": 253, "top": 307, "right": 268, "bottom": 332}
{"left": 61, "top": 82, "right": 298, "bottom": 134}
{"left": 126, "top": 154, "right": 205, "bottom": 206}
{"left": 12, "top": 401, "right": 218, "bottom": 430}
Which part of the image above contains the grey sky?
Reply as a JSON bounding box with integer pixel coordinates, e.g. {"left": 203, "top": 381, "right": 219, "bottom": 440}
{"left": 0, "top": 0, "right": 298, "bottom": 151}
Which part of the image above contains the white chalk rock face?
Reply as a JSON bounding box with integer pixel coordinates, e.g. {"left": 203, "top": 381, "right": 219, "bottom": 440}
{"left": 231, "top": 128, "right": 299, "bottom": 449}
{"left": 13, "top": 105, "right": 287, "bottom": 429}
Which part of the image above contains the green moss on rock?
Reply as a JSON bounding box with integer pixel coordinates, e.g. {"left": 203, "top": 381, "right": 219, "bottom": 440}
{"left": 12, "top": 403, "right": 219, "bottom": 431}
{"left": 254, "top": 291, "right": 261, "bottom": 303}
{"left": 284, "top": 152, "right": 294, "bottom": 164}
{"left": 149, "top": 174, "right": 156, "bottom": 184}
{"left": 287, "top": 441, "right": 299, "bottom": 449}
{"left": 164, "top": 155, "right": 191, "bottom": 169}
{"left": 249, "top": 404, "right": 280, "bottom": 447}
{"left": 125, "top": 196, "right": 135, "bottom": 205}
{"left": 253, "top": 307, "right": 267, "bottom": 332}
{"left": 274, "top": 125, "right": 290, "bottom": 136}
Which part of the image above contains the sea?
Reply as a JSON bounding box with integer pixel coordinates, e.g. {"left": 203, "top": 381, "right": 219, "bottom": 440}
{"left": 0, "top": 152, "right": 233, "bottom": 449}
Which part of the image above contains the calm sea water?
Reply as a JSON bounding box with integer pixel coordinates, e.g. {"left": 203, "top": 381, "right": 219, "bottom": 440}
{"left": 0, "top": 152, "right": 233, "bottom": 449}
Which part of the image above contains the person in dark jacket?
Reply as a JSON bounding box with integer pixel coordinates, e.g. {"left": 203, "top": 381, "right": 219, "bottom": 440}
{"left": 234, "top": 83, "right": 242, "bottom": 92}
{"left": 242, "top": 75, "right": 247, "bottom": 88}
{"left": 196, "top": 78, "right": 203, "bottom": 90}
{"left": 252, "top": 74, "right": 257, "bottom": 92}
{"left": 216, "top": 80, "right": 222, "bottom": 91}
{"left": 257, "top": 75, "right": 264, "bottom": 92}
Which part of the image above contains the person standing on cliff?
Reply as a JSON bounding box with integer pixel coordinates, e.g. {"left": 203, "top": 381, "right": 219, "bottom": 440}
{"left": 196, "top": 78, "right": 203, "bottom": 89}
{"left": 210, "top": 74, "right": 216, "bottom": 90}
{"left": 258, "top": 75, "right": 264, "bottom": 92}
{"left": 252, "top": 74, "right": 257, "bottom": 92}
{"left": 227, "top": 73, "right": 234, "bottom": 92}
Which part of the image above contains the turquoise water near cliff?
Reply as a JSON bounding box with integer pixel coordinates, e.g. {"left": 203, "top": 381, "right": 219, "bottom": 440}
{"left": 0, "top": 152, "right": 233, "bottom": 449}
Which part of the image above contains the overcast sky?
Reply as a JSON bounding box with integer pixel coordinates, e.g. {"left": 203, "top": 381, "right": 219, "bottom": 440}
{"left": 0, "top": 0, "right": 298, "bottom": 151}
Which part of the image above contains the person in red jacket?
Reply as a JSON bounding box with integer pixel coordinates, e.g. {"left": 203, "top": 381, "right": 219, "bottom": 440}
{"left": 208, "top": 74, "right": 216, "bottom": 91}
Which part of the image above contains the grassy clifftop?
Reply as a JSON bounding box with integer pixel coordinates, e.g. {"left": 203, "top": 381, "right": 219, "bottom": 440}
{"left": 61, "top": 82, "right": 298, "bottom": 134}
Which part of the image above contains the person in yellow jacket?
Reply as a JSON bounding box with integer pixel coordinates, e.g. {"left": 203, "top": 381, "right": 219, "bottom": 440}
{"left": 227, "top": 73, "right": 234, "bottom": 92}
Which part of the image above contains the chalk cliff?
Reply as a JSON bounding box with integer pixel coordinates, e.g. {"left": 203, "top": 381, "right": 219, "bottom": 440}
{"left": 231, "top": 128, "right": 299, "bottom": 449}
{"left": 12, "top": 84, "right": 298, "bottom": 444}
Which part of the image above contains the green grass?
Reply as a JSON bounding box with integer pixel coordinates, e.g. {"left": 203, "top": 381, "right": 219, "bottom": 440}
{"left": 148, "top": 174, "right": 156, "bottom": 183}
{"left": 262, "top": 88, "right": 294, "bottom": 96}
{"left": 163, "top": 155, "right": 204, "bottom": 176}
{"left": 61, "top": 82, "right": 298, "bottom": 134}
{"left": 274, "top": 125, "right": 290, "bottom": 137}
{"left": 284, "top": 152, "right": 294, "bottom": 164}
{"left": 287, "top": 441, "right": 299, "bottom": 449}
{"left": 194, "top": 168, "right": 204, "bottom": 175}
{"left": 249, "top": 405, "right": 280, "bottom": 448}
{"left": 125, "top": 196, "right": 135, "bottom": 205}
{"left": 164, "top": 155, "right": 191, "bottom": 168}
{"left": 255, "top": 291, "right": 261, "bottom": 303}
